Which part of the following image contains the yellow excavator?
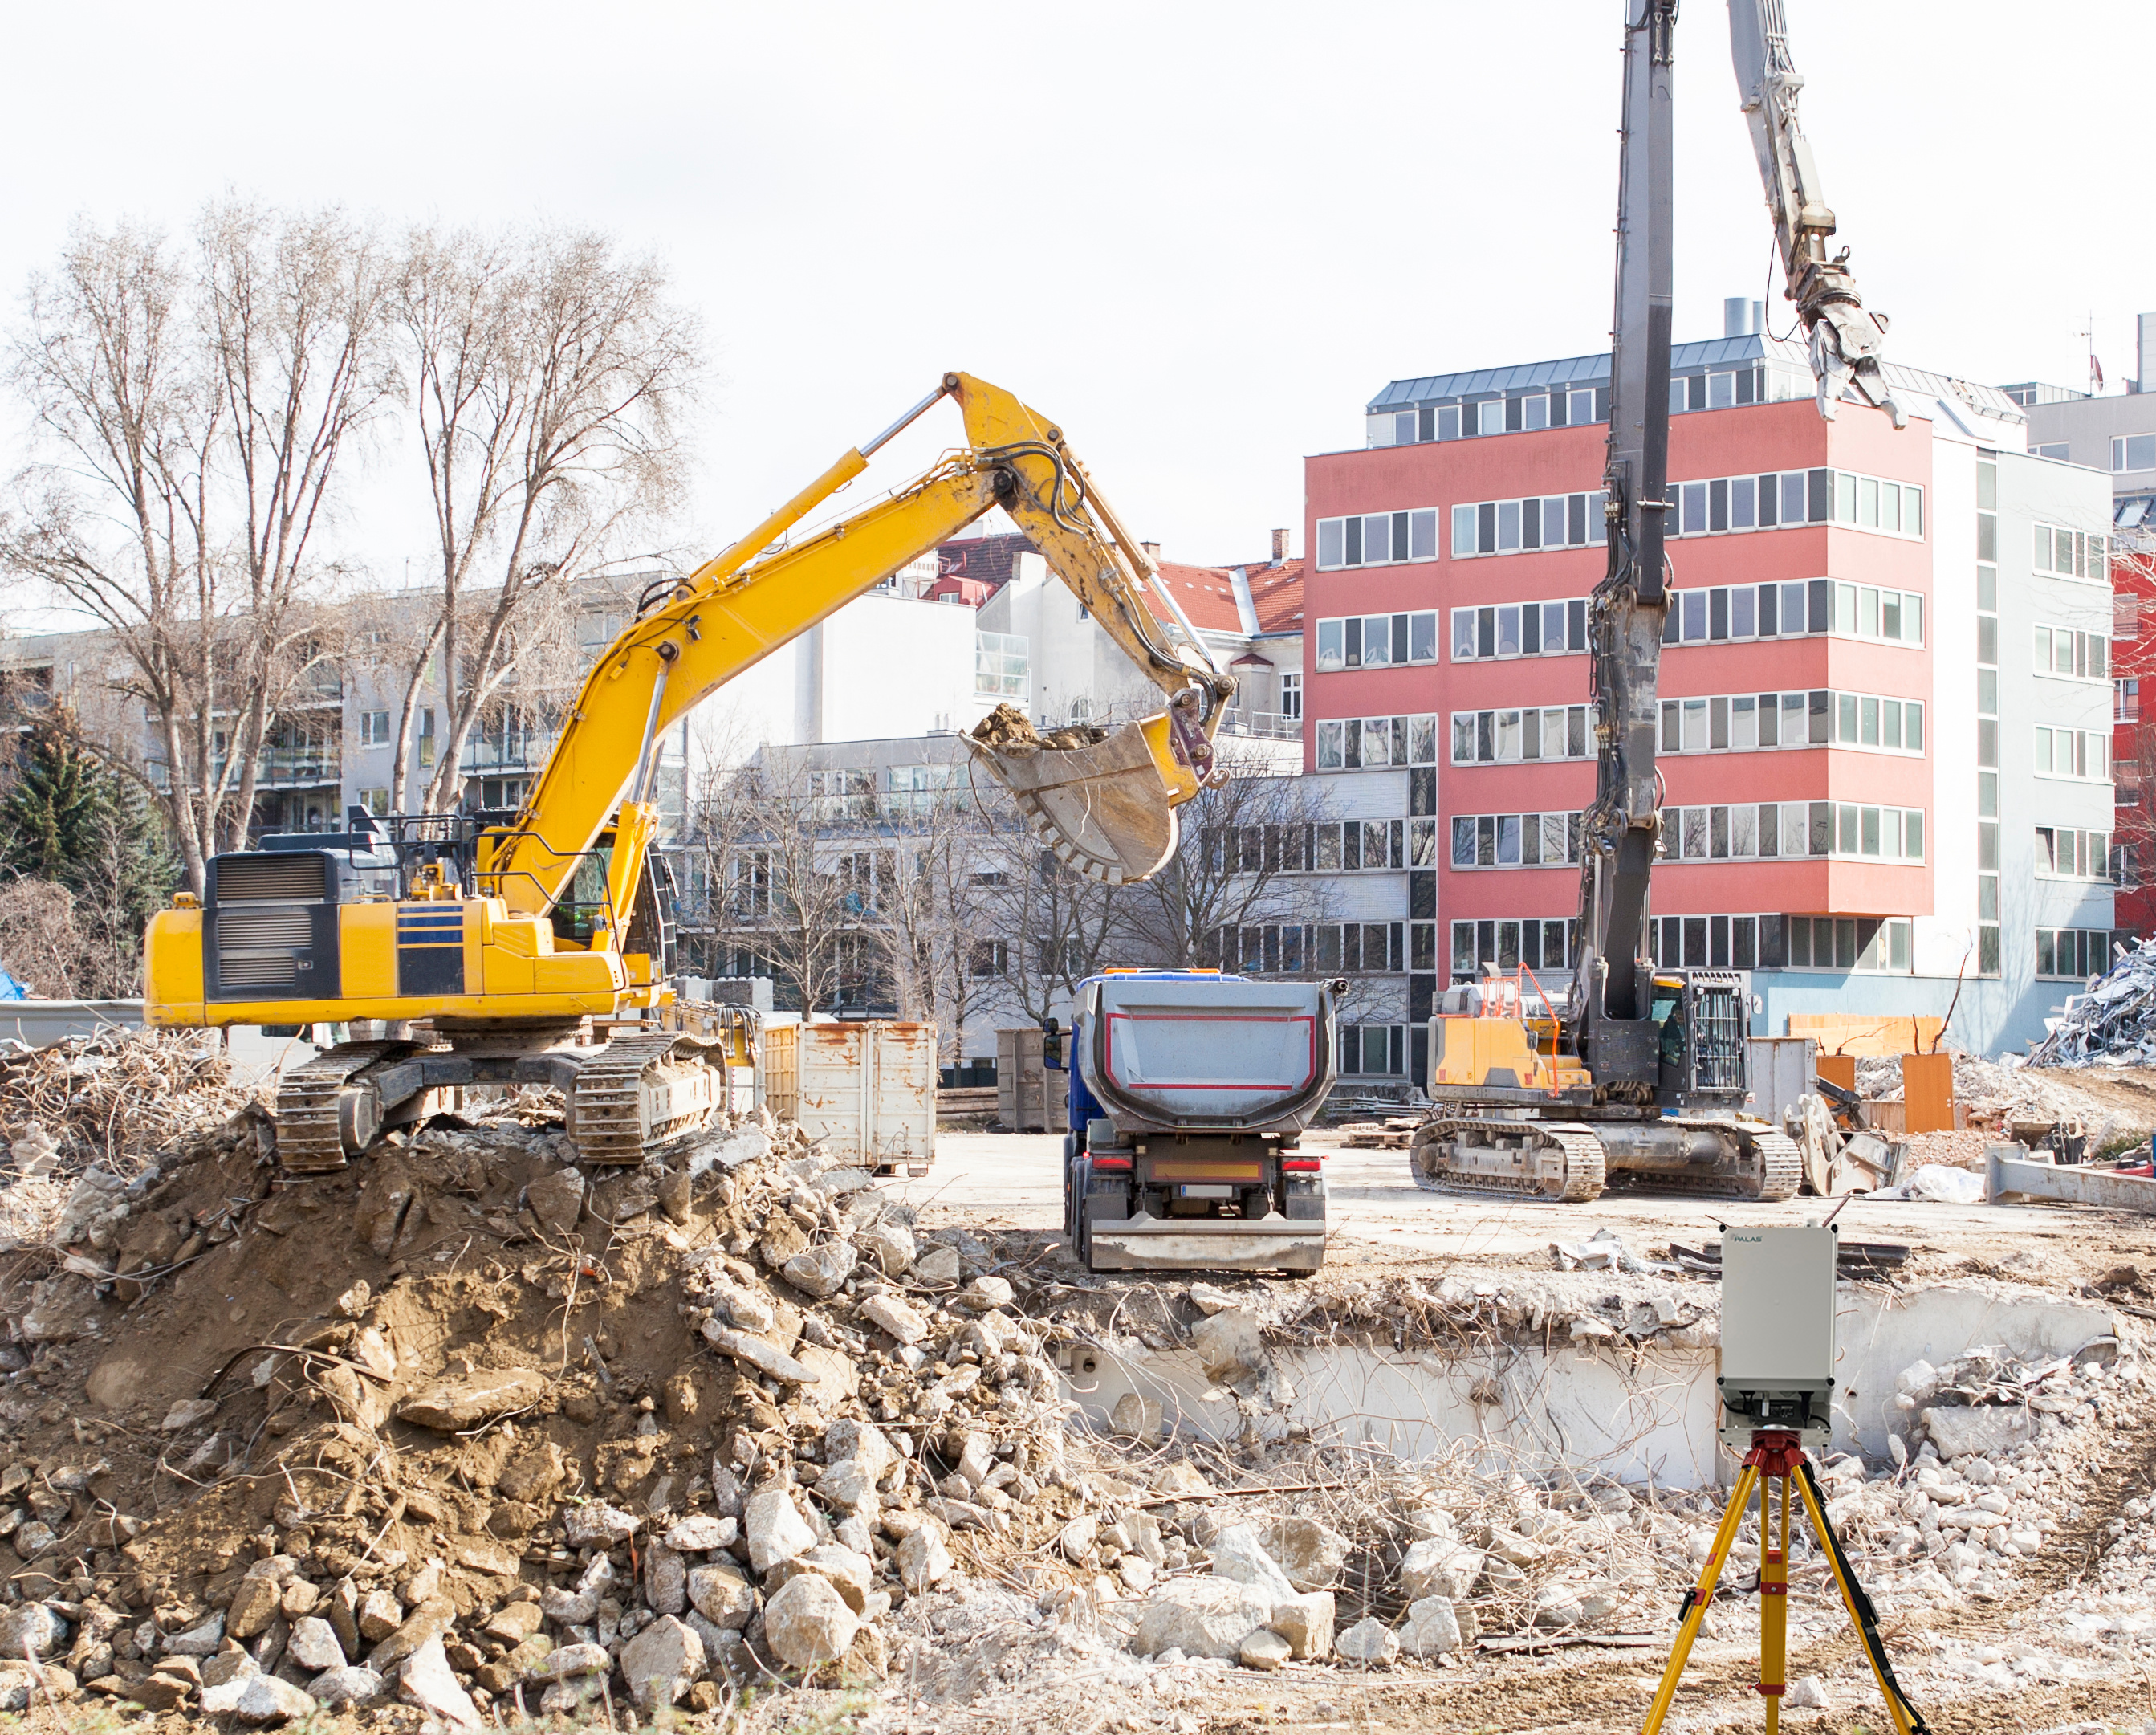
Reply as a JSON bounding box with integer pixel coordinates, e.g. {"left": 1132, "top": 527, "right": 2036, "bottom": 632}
{"left": 143, "top": 373, "right": 1234, "bottom": 1172}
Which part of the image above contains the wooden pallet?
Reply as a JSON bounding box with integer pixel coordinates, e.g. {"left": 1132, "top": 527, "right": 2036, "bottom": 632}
{"left": 1340, "top": 1117, "right": 1420, "bottom": 1150}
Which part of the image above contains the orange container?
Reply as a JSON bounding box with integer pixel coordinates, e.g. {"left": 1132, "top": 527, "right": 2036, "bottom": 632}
{"left": 1815, "top": 1054, "right": 1857, "bottom": 1093}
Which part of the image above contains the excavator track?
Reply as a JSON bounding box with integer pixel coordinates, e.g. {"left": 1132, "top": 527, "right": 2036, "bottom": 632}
{"left": 1607, "top": 1122, "right": 1802, "bottom": 1203}
{"left": 1406, "top": 1118, "right": 1608, "bottom": 1204}
{"left": 567, "top": 1033, "right": 726, "bottom": 1166}
{"left": 275, "top": 1041, "right": 424, "bottom": 1175}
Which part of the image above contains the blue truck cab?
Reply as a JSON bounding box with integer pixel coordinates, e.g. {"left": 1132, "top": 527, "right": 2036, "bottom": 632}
{"left": 1060, "top": 969, "right": 1340, "bottom": 1274}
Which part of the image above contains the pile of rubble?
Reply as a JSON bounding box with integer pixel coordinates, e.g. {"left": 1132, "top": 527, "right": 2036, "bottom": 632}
{"left": 2034, "top": 938, "right": 2156, "bottom": 1067}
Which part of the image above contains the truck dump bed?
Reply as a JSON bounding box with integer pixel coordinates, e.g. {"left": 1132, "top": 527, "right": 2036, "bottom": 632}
{"left": 1079, "top": 974, "right": 1334, "bottom": 1135}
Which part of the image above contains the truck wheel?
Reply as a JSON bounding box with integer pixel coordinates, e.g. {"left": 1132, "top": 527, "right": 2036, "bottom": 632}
{"left": 1062, "top": 1152, "right": 1084, "bottom": 1246}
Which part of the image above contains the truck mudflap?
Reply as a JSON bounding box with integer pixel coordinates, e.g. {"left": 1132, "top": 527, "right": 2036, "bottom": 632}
{"left": 1082, "top": 1212, "right": 1324, "bottom": 1273}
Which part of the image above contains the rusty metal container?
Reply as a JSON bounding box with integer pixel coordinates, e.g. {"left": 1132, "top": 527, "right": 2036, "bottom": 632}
{"left": 762, "top": 1020, "right": 936, "bottom": 1177}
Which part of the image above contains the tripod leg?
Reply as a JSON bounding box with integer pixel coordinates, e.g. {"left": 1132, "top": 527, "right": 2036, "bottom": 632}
{"left": 1759, "top": 1473, "right": 1789, "bottom": 1733}
{"left": 1640, "top": 1464, "right": 1759, "bottom": 1735}
{"left": 1793, "top": 1462, "right": 1926, "bottom": 1735}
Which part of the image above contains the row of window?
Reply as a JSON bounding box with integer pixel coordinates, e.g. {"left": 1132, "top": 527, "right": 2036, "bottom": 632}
{"left": 1449, "top": 492, "right": 1606, "bottom": 559}
{"left": 2032, "top": 726, "right": 2109, "bottom": 781}
{"left": 1662, "top": 801, "right": 1926, "bottom": 864}
{"left": 1222, "top": 922, "right": 1410, "bottom": 977}
{"left": 1665, "top": 580, "right": 1925, "bottom": 649}
{"left": 1373, "top": 389, "right": 1607, "bottom": 450}
{"left": 1339, "top": 1024, "right": 1408, "bottom": 1079}
{"left": 1449, "top": 706, "right": 1595, "bottom": 766}
{"left": 1315, "top": 509, "right": 1442, "bottom": 570}
{"left": 1446, "top": 912, "right": 1916, "bottom": 977}
{"left": 2034, "top": 825, "right": 2113, "bottom": 882}
{"left": 1205, "top": 821, "right": 1414, "bottom": 874}
{"left": 2032, "top": 523, "right": 2109, "bottom": 582}
{"left": 2032, "top": 625, "right": 2109, "bottom": 682}
{"left": 2116, "top": 435, "right": 2156, "bottom": 474}
{"left": 1658, "top": 690, "right": 1925, "bottom": 757}
{"left": 1313, "top": 714, "right": 1442, "bottom": 770}
{"left": 1450, "top": 810, "right": 1583, "bottom": 870}
{"left": 1315, "top": 611, "right": 1443, "bottom": 671}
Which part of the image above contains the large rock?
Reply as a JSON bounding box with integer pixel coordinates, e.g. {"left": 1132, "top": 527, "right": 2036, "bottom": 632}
{"left": 645, "top": 1542, "right": 688, "bottom": 1616}
{"left": 763, "top": 1573, "right": 858, "bottom": 1668}
{"left": 779, "top": 1544, "right": 873, "bottom": 1613}
{"left": 1268, "top": 1591, "right": 1335, "bottom": 1660}
{"left": 526, "top": 1643, "right": 611, "bottom": 1681}
{"left": 233, "top": 1674, "right": 318, "bottom": 1724}
{"left": 619, "top": 1615, "right": 705, "bottom": 1713}
{"left": 398, "top": 1636, "right": 480, "bottom": 1732}
{"left": 745, "top": 1489, "right": 818, "bottom": 1574}
{"left": 816, "top": 1457, "right": 880, "bottom": 1512}
{"left": 307, "top": 1666, "right": 383, "bottom": 1707}
{"left": 1399, "top": 1596, "right": 1462, "bottom": 1657}
{"left": 496, "top": 1440, "right": 568, "bottom": 1504}
{"left": 226, "top": 1576, "right": 284, "bottom": 1641}
{"left": 860, "top": 1293, "right": 930, "bottom": 1345}
{"left": 782, "top": 1241, "right": 857, "bottom": 1300}
{"left": 1259, "top": 1517, "right": 1349, "bottom": 1592}
{"left": 356, "top": 1590, "right": 403, "bottom": 1643}
{"left": 665, "top": 1515, "right": 738, "bottom": 1553}
{"left": 163, "top": 1611, "right": 225, "bottom": 1656}
{"left": 1208, "top": 1523, "right": 1296, "bottom": 1606}
{"left": 526, "top": 1167, "right": 586, "bottom": 1233}
{"left": 1400, "top": 1538, "right": 1484, "bottom": 1602}
{"left": 1190, "top": 1308, "right": 1268, "bottom": 1384}
{"left": 1239, "top": 1628, "right": 1291, "bottom": 1671}
{"left": 0, "top": 1604, "right": 67, "bottom": 1658}
{"left": 1922, "top": 1405, "right": 2035, "bottom": 1458}
{"left": 1133, "top": 1579, "right": 1275, "bottom": 1663}
{"left": 898, "top": 1525, "right": 954, "bottom": 1590}
{"left": 824, "top": 1419, "right": 894, "bottom": 1477}
{"left": 393, "top": 1368, "right": 547, "bottom": 1432}
{"left": 1335, "top": 1617, "right": 1398, "bottom": 1666}
{"left": 563, "top": 1502, "right": 641, "bottom": 1548}
{"left": 542, "top": 1554, "right": 615, "bottom": 1625}
{"left": 687, "top": 1563, "right": 757, "bottom": 1629}
{"left": 856, "top": 1220, "right": 916, "bottom": 1276}
{"left": 286, "top": 1616, "right": 345, "bottom": 1672}
{"left": 909, "top": 1244, "right": 961, "bottom": 1287}
{"left": 703, "top": 1324, "right": 818, "bottom": 1386}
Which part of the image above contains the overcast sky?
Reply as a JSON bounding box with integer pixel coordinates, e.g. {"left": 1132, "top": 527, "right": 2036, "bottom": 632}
{"left": 4, "top": 0, "right": 2151, "bottom": 585}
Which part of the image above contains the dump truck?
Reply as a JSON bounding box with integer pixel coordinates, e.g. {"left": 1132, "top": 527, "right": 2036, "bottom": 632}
{"left": 1061, "top": 971, "right": 1339, "bottom": 1274}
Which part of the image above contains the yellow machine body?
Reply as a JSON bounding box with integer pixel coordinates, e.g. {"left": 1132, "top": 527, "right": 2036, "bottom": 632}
{"left": 1428, "top": 1012, "right": 1593, "bottom": 1095}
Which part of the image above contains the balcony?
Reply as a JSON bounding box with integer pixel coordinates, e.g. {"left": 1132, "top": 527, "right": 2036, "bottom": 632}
{"left": 464, "top": 730, "right": 557, "bottom": 775}
{"left": 254, "top": 747, "right": 341, "bottom": 788}
{"left": 1218, "top": 707, "right": 1301, "bottom": 741}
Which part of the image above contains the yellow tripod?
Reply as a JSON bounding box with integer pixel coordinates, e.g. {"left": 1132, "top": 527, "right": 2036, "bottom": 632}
{"left": 1640, "top": 1431, "right": 1929, "bottom": 1735}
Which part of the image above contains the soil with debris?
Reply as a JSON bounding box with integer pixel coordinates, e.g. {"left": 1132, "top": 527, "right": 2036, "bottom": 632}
{"left": 0, "top": 1039, "right": 2152, "bottom": 1730}
{"left": 970, "top": 703, "right": 1109, "bottom": 753}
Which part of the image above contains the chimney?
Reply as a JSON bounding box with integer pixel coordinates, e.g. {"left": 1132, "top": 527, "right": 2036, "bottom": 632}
{"left": 1723, "top": 296, "right": 1763, "bottom": 337}
{"left": 1140, "top": 541, "right": 1161, "bottom": 565}
{"left": 1271, "top": 527, "right": 1291, "bottom": 564}
{"left": 2137, "top": 312, "right": 2156, "bottom": 394}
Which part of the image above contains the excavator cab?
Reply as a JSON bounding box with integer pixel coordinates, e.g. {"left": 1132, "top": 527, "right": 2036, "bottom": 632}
{"left": 1651, "top": 970, "right": 1750, "bottom": 1112}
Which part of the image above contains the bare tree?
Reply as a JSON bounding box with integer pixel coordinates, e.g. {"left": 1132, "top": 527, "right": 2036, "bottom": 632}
{"left": 2, "top": 205, "right": 391, "bottom": 892}
{"left": 396, "top": 226, "right": 699, "bottom": 814}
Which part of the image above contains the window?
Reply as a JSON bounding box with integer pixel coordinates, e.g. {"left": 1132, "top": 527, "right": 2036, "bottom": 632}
{"left": 2113, "top": 435, "right": 2156, "bottom": 474}
{"left": 1450, "top": 597, "right": 1589, "bottom": 661}
{"left": 357, "top": 710, "right": 392, "bottom": 747}
{"left": 1451, "top": 491, "right": 1605, "bottom": 558}
{"left": 417, "top": 706, "right": 436, "bottom": 768}
{"left": 1315, "top": 612, "right": 1440, "bottom": 671}
{"left": 2035, "top": 825, "right": 2113, "bottom": 880}
{"left": 1450, "top": 811, "right": 1583, "bottom": 870}
{"left": 1316, "top": 714, "right": 1439, "bottom": 769}
{"left": 1313, "top": 508, "right": 1442, "bottom": 570}
{"left": 1449, "top": 706, "right": 1594, "bottom": 764}
{"left": 975, "top": 630, "right": 1029, "bottom": 697}
{"left": 2032, "top": 624, "right": 2110, "bottom": 682}
{"left": 2032, "top": 523, "right": 2109, "bottom": 582}
{"left": 2118, "top": 678, "right": 2141, "bottom": 723}
{"left": 1279, "top": 672, "right": 1301, "bottom": 719}
{"left": 2037, "top": 928, "right": 2127, "bottom": 980}
{"left": 2033, "top": 727, "right": 2109, "bottom": 781}
{"left": 969, "top": 940, "right": 1010, "bottom": 978}
{"left": 358, "top": 787, "right": 390, "bottom": 817}
{"left": 1650, "top": 914, "right": 1772, "bottom": 970}
{"left": 1337, "top": 1024, "right": 1405, "bottom": 1077}
{"left": 1780, "top": 915, "right": 1914, "bottom": 974}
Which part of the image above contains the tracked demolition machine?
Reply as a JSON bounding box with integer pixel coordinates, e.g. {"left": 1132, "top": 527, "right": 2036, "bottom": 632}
{"left": 1410, "top": 0, "right": 1902, "bottom": 1205}
{"left": 144, "top": 374, "right": 1235, "bottom": 1173}
{"left": 1062, "top": 971, "right": 1339, "bottom": 1275}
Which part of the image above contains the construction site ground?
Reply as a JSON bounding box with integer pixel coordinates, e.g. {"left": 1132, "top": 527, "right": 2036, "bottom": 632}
{"left": 911, "top": 1127, "right": 2156, "bottom": 1290}
{"left": 6, "top": 1033, "right": 2156, "bottom": 1734}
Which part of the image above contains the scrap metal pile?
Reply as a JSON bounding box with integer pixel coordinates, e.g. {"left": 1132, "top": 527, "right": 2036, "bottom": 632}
{"left": 2033, "top": 938, "right": 2156, "bottom": 1066}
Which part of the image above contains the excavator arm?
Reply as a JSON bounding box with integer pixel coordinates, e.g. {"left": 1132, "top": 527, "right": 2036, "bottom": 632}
{"left": 1728, "top": 0, "right": 1905, "bottom": 427}
{"left": 485, "top": 373, "right": 1232, "bottom": 928}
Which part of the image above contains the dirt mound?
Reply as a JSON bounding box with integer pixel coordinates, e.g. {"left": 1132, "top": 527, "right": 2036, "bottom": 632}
{"left": 970, "top": 703, "right": 1109, "bottom": 753}
{"left": 0, "top": 1099, "right": 1121, "bottom": 1722}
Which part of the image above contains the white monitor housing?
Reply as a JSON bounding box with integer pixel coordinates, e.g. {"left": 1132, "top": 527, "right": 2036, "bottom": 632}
{"left": 1717, "top": 1223, "right": 1837, "bottom": 1448}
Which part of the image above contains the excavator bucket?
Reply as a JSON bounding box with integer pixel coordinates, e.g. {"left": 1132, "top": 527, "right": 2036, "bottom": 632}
{"left": 968, "top": 707, "right": 1195, "bottom": 884}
